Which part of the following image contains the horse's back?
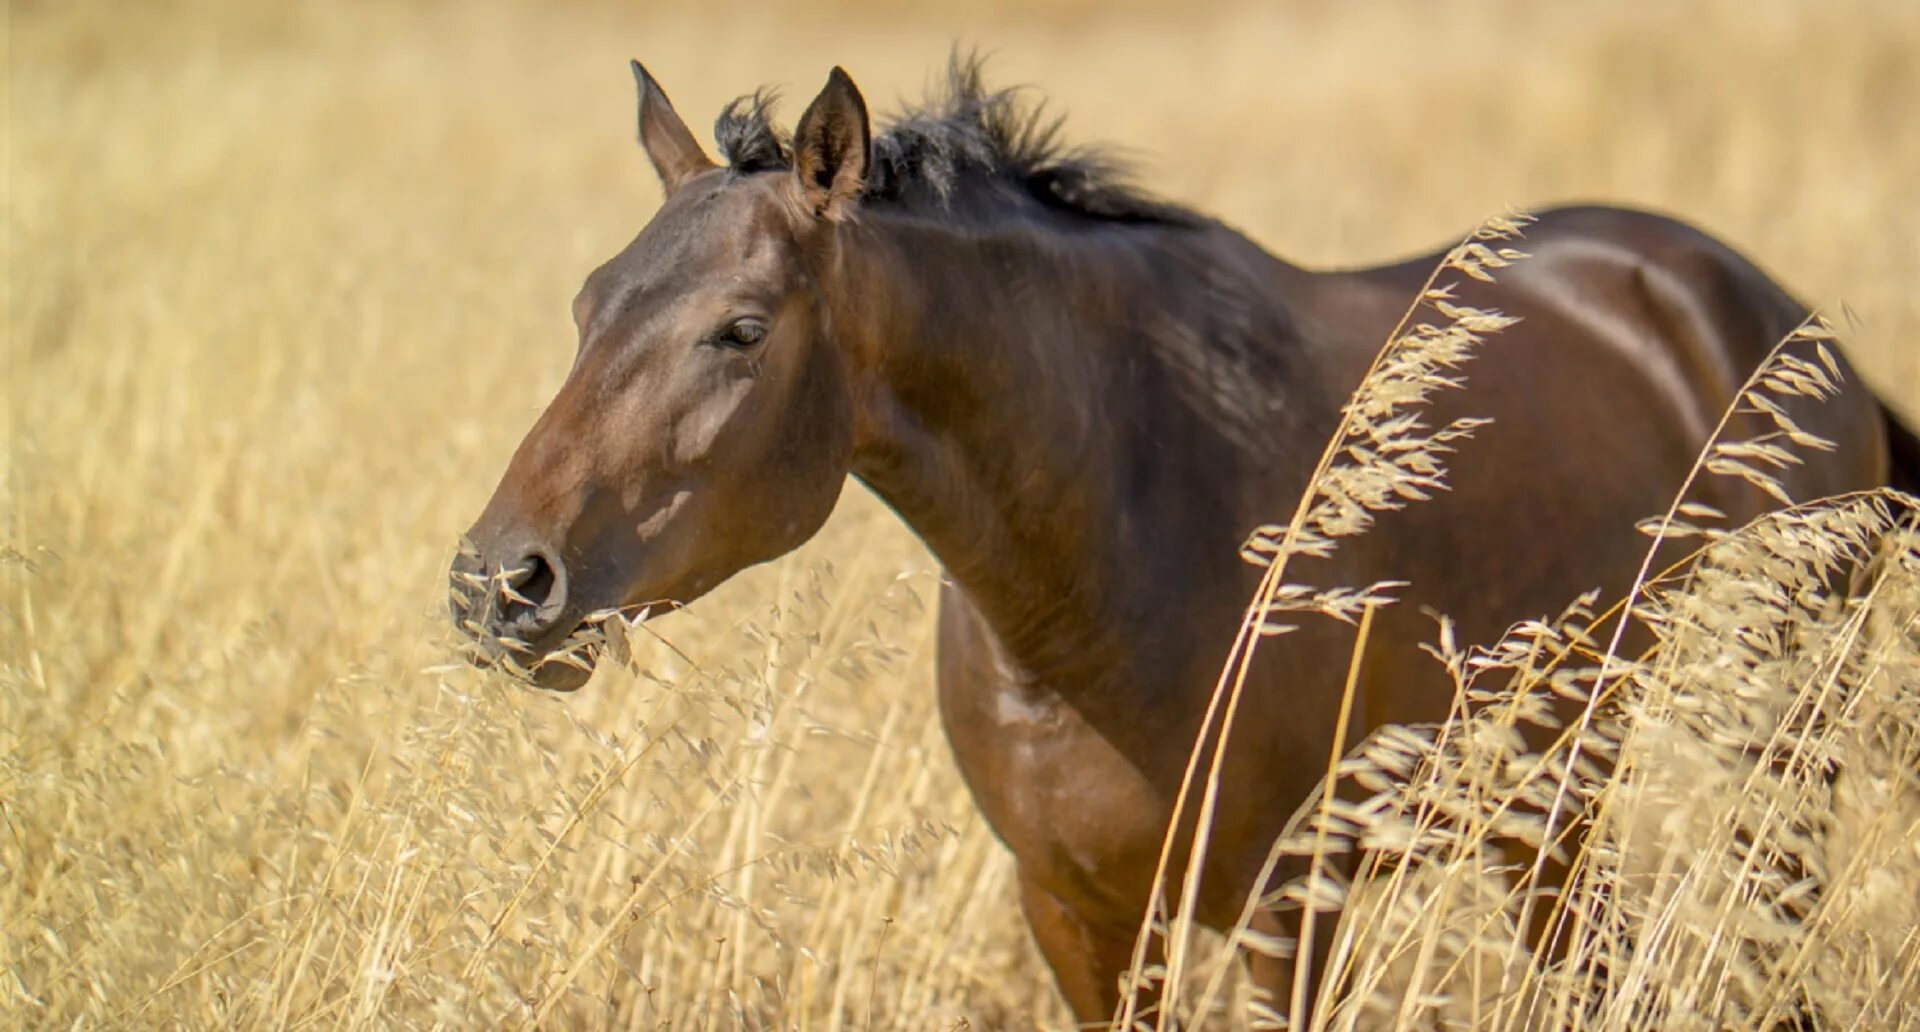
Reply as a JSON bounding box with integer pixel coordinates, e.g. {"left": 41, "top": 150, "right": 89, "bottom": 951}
{"left": 1283, "top": 206, "right": 1895, "bottom": 724}
{"left": 1508, "top": 205, "right": 1889, "bottom": 503}
{"left": 1316, "top": 204, "right": 1889, "bottom": 513}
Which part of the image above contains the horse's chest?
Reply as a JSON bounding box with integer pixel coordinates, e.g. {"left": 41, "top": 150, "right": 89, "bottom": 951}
{"left": 935, "top": 593, "right": 1168, "bottom": 908}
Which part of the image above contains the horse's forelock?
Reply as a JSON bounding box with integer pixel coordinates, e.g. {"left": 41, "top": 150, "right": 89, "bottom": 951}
{"left": 714, "top": 88, "right": 790, "bottom": 173}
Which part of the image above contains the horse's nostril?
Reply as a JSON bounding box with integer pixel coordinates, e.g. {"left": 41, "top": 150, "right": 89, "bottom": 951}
{"left": 503, "top": 551, "right": 563, "bottom": 616}
{"left": 450, "top": 543, "right": 569, "bottom": 654}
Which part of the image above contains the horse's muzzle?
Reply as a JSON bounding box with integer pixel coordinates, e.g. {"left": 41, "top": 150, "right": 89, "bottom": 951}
{"left": 447, "top": 541, "right": 592, "bottom": 691}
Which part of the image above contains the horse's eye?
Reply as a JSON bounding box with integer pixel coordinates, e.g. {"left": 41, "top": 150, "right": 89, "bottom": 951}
{"left": 717, "top": 318, "right": 767, "bottom": 348}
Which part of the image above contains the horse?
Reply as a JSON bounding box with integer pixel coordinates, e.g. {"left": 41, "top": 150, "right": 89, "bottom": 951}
{"left": 449, "top": 58, "right": 1920, "bottom": 1025}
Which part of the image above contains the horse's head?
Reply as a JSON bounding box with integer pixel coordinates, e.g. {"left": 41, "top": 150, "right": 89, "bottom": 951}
{"left": 451, "top": 64, "right": 873, "bottom": 689}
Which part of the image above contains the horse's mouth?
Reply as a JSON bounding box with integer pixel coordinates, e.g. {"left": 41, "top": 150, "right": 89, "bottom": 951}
{"left": 523, "top": 651, "right": 596, "bottom": 692}
{"left": 456, "top": 602, "right": 678, "bottom": 694}
{"left": 453, "top": 623, "right": 595, "bottom": 692}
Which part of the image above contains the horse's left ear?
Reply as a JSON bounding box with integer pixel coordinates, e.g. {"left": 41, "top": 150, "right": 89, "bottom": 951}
{"left": 631, "top": 60, "right": 716, "bottom": 194}
{"left": 791, "top": 67, "right": 870, "bottom": 221}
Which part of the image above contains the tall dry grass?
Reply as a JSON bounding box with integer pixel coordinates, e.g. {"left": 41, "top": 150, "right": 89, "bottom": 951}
{"left": 1126, "top": 249, "right": 1920, "bottom": 1027}
{"left": 5, "top": 0, "right": 1918, "bottom": 1028}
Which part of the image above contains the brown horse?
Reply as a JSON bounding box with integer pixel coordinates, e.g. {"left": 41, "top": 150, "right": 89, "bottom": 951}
{"left": 451, "top": 59, "right": 1920, "bottom": 1024}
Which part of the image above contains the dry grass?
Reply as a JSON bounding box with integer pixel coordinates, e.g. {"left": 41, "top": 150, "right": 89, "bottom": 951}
{"left": 5, "top": 0, "right": 1919, "bottom": 1028}
{"left": 1146, "top": 291, "right": 1920, "bottom": 1028}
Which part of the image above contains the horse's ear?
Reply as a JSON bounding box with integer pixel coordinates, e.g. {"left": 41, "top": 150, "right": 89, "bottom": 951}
{"left": 631, "top": 60, "right": 716, "bottom": 193}
{"left": 791, "top": 67, "right": 870, "bottom": 221}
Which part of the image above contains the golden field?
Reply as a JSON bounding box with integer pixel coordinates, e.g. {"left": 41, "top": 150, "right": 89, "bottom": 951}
{"left": 4, "top": 0, "right": 1918, "bottom": 1027}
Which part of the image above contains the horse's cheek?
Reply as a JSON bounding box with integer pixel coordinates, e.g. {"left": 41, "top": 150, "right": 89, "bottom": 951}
{"left": 666, "top": 375, "right": 754, "bottom": 470}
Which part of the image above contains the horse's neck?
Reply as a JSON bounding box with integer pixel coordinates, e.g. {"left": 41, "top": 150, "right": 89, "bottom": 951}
{"left": 837, "top": 207, "right": 1314, "bottom": 689}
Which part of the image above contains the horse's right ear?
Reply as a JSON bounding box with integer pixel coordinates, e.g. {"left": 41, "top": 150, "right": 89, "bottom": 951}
{"left": 791, "top": 67, "right": 870, "bottom": 221}
{"left": 631, "top": 60, "right": 716, "bottom": 194}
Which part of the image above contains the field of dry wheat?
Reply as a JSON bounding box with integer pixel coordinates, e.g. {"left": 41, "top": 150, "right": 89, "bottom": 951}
{"left": 5, "top": 0, "right": 1918, "bottom": 1028}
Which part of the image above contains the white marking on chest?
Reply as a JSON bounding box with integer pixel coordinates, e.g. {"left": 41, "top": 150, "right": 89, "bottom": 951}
{"left": 992, "top": 685, "right": 1060, "bottom": 727}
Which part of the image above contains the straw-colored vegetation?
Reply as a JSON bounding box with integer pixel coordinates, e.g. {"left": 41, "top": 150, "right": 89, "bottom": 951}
{"left": 5, "top": 1, "right": 1917, "bottom": 1028}
{"left": 1128, "top": 238, "right": 1920, "bottom": 1029}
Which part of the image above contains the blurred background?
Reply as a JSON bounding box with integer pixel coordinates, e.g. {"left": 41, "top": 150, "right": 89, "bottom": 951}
{"left": 5, "top": 0, "right": 1917, "bottom": 1026}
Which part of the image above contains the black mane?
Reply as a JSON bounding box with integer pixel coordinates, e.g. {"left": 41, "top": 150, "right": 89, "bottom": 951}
{"left": 713, "top": 55, "right": 1200, "bottom": 227}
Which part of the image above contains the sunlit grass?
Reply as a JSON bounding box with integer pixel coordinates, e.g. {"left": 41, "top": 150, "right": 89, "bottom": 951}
{"left": 4, "top": 0, "right": 1917, "bottom": 1027}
